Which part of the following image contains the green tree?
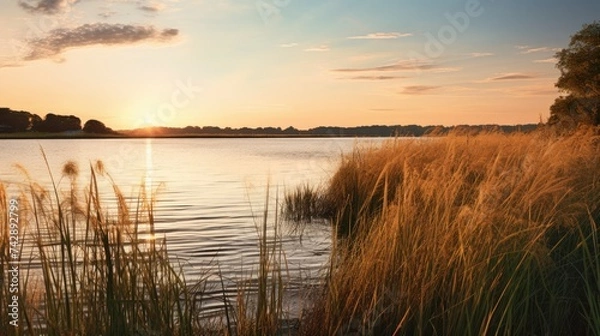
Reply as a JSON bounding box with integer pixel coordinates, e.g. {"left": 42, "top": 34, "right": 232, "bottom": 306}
{"left": 548, "top": 21, "right": 600, "bottom": 127}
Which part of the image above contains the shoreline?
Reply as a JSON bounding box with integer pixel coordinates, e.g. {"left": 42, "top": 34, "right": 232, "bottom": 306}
{"left": 0, "top": 132, "right": 410, "bottom": 140}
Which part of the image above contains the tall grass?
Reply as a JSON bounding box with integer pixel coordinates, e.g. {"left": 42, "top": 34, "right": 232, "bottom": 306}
{"left": 1, "top": 159, "right": 298, "bottom": 335}
{"left": 231, "top": 188, "right": 290, "bottom": 336}
{"left": 297, "top": 130, "right": 600, "bottom": 335}
{"left": 0, "top": 160, "right": 205, "bottom": 335}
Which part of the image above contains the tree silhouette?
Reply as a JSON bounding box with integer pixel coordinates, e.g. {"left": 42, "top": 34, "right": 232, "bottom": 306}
{"left": 35, "top": 113, "right": 82, "bottom": 132}
{"left": 83, "top": 119, "right": 113, "bottom": 134}
{"left": 549, "top": 21, "right": 600, "bottom": 127}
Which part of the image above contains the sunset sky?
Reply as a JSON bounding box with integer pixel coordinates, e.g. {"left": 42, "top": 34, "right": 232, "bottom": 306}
{"left": 1, "top": 0, "right": 599, "bottom": 130}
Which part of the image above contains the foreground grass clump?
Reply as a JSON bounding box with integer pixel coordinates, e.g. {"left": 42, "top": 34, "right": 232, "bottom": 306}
{"left": 0, "top": 161, "right": 205, "bottom": 336}
{"left": 297, "top": 131, "right": 600, "bottom": 335}
{"left": 1, "top": 159, "right": 296, "bottom": 336}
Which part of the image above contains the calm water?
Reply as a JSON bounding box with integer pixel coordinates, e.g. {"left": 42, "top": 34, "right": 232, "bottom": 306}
{"left": 0, "top": 137, "right": 384, "bottom": 314}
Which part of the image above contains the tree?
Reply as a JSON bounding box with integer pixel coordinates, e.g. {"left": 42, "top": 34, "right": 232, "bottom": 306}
{"left": 549, "top": 21, "right": 600, "bottom": 127}
{"left": 35, "top": 113, "right": 82, "bottom": 132}
{"left": 0, "top": 108, "right": 42, "bottom": 132}
{"left": 83, "top": 119, "right": 113, "bottom": 134}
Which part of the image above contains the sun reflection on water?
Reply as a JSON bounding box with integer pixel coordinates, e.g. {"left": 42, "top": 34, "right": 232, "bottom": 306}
{"left": 144, "top": 138, "right": 153, "bottom": 195}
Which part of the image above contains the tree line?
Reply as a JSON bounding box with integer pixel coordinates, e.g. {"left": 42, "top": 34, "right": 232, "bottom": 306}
{"left": 125, "top": 124, "right": 538, "bottom": 137}
{"left": 0, "top": 108, "right": 114, "bottom": 134}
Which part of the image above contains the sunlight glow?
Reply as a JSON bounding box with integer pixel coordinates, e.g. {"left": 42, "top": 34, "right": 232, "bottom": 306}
{"left": 145, "top": 138, "right": 153, "bottom": 195}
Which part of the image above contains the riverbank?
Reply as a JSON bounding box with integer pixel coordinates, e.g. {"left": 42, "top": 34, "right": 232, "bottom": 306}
{"left": 292, "top": 130, "right": 600, "bottom": 335}
{"left": 2, "top": 130, "right": 599, "bottom": 335}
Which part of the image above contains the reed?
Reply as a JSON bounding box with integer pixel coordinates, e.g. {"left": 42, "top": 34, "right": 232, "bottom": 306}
{"left": 283, "top": 183, "right": 332, "bottom": 224}
{"left": 299, "top": 130, "right": 600, "bottom": 335}
{"left": 1, "top": 158, "right": 300, "bottom": 335}
{"left": 0, "top": 160, "right": 205, "bottom": 335}
{"left": 231, "top": 187, "right": 291, "bottom": 336}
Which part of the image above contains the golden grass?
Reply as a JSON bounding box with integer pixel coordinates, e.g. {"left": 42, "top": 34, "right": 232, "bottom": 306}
{"left": 5, "top": 130, "right": 600, "bottom": 335}
{"left": 0, "top": 159, "right": 293, "bottom": 335}
{"left": 0, "top": 160, "right": 206, "bottom": 335}
{"left": 298, "top": 130, "right": 600, "bottom": 335}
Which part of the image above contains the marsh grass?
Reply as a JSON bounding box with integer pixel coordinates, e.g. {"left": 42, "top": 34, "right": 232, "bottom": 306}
{"left": 231, "top": 188, "right": 293, "bottom": 336}
{"left": 0, "top": 159, "right": 207, "bottom": 335}
{"left": 297, "top": 130, "right": 600, "bottom": 335}
{"left": 5, "top": 130, "right": 600, "bottom": 335}
{"left": 1, "top": 159, "right": 300, "bottom": 336}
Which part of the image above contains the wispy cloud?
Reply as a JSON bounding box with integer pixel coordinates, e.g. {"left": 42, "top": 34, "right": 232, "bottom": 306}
{"left": 333, "top": 60, "right": 459, "bottom": 73}
{"left": 18, "top": 0, "right": 78, "bottom": 15}
{"left": 98, "top": 10, "right": 118, "bottom": 18}
{"left": 534, "top": 57, "right": 556, "bottom": 64}
{"left": 342, "top": 75, "right": 407, "bottom": 81}
{"left": 304, "top": 45, "right": 329, "bottom": 52}
{"left": 333, "top": 60, "right": 431, "bottom": 72}
{"left": 348, "top": 32, "right": 412, "bottom": 40}
{"left": 522, "top": 47, "right": 550, "bottom": 54}
{"left": 516, "top": 46, "right": 560, "bottom": 54}
{"left": 400, "top": 85, "right": 440, "bottom": 95}
{"left": 487, "top": 72, "right": 537, "bottom": 81}
{"left": 280, "top": 43, "right": 298, "bottom": 48}
{"left": 22, "top": 23, "right": 179, "bottom": 61}
{"left": 138, "top": 1, "right": 167, "bottom": 12}
{"left": 467, "top": 52, "right": 494, "bottom": 58}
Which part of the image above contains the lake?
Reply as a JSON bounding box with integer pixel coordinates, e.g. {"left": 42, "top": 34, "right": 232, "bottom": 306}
{"left": 0, "top": 137, "right": 385, "bottom": 315}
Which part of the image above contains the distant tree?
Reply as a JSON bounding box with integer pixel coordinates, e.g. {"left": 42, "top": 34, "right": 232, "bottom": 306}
{"left": 83, "top": 119, "right": 113, "bottom": 134}
{"left": 0, "top": 108, "right": 30, "bottom": 132}
{"left": 548, "top": 21, "right": 600, "bottom": 127}
{"left": 0, "top": 108, "right": 42, "bottom": 132}
{"left": 283, "top": 126, "right": 299, "bottom": 135}
{"left": 36, "top": 113, "right": 82, "bottom": 132}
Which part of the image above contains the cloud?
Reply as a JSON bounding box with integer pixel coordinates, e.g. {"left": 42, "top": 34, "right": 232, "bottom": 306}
{"left": 521, "top": 47, "right": 550, "bottom": 54}
{"left": 138, "top": 1, "right": 167, "bottom": 12}
{"left": 19, "top": 0, "right": 78, "bottom": 15}
{"left": 343, "top": 75, "right": 407, "bottom": 81}
{"left": 348, "top": 32, "right": 412, "bottom": 40}
{"left": 516, "top": 46, "right": 560, "bottom": 54}
{"left": 400, "top": 85, "right": 440, "bottom": 95}
{"left": 280, "top": 43, "right": 298, "bottom": 48}
{"left": 98, "top": 10, "right": 118, "bottom": 18}
{"left": 22, "top": 23, "right": 179, "bottom": 61}
{"left": 467, "top": 52, "right": 494, "bottom": 58}
{"left": 534, "top": 57, "right": 557, "bottom": 64}
{"left": 334, "top": 61, "right": 434, "bottom": 72}
{"left": 487, "top": 73, "right": 536, "bottom": 81}
{"left": 304, "top": 45, "right": 329, "bottom": 52}
{"left": 333, "top": 60, "right": 459, "bottom": 73}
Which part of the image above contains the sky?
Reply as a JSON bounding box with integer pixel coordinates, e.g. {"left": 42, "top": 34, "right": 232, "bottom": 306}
{"left": 0, "top": 0, "right": 599, "bottom": 130}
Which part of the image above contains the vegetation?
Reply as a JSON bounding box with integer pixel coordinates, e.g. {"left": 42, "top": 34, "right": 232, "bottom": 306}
{"left": 0, "top": 108, "right": 83, "bottom": 133}
{"left": 2, "top": 129, "right": 600, "bottom": 335}
{"left": 549, "top": 21, "right": 600, "bottom": 128}
{"left": 0, "top": 159, "right": 296, "bottom": 335}
{"left": 290, "top": 130, "right": 600, "bottom": 335}
{"left": 0, "top": 160, "right": 207, "bottom": 335}
{"left": 125, "top": 124, "right": 538, "bottom": 138}
{"left": 82, "top": 119, "right": 116, "bottom": 134}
